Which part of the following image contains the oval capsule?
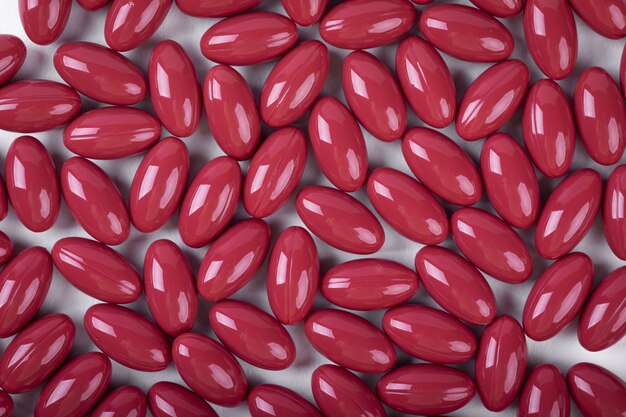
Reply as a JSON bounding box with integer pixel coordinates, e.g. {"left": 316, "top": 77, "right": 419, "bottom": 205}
{"left": 77, "top": 0, "right": 111, "bottom": 9}
{"left": 470, "top": 0, "right": 522, "bottom": 17}
{"left": 304, "top": 309, "right": 396, "bottom": 373}
{"left": 415, "top": 245, "right": 497, "bottom": 325}
{"left": 148, "top": 381, "right": 218, "bottom": 417}
{"left": 0, "top": 232, "right": 13, "bottom": 265}
{"left": 280, "top": 0, "right": 327, "bottom": 26}
{"left": 176, "top": 0, "right": 260, "bottom": 16}
{"left": 54, "top": 41, "right": 146, "bottom": 105}
{"left": 568, "top": 0, "right": 626, "bottom": 39}
{"left": 0, "top": 35, "right": 26, "bottom": 86}
{"left": 0, "top": 247, "right": 52, "bottom": 338}
{"left": 343, "top": 50, "right": 406, "bottom": 142}
{"left": 5, "top": 135, "right": 60, "bottom": 232}
{"left": 480, "top": 133, "right": 540, "bottom": 228}
{"left": 518, "top": 365, "right": 569, "bottom": 417}
{"left": 535, "top": 169, "right": 602, "bottom": 259}
{"left": 178, "top": 156, "right": 241, "bottom": 248}
{"left": 308, "top": 96, "right": 368, "bottom": 192}
{"left": 0, "top": 80, "right": 81, "bottom": 133}
{"left": 320, "top": 0, "right": 416, "bottom": 49}
{"left": 0, "top": 392, "right": 12, "bottom": 417}
{"left": 457, "top": 60, "right": 530, "bottom": 141}
{"left": 382, "top": 305, "right": 477, "bottom": 364}
{"left": 105, "top": 0, "right": 173, "bottom": 51}
{"left": 568, "top": 363, "right": 626, "bottom": 417}
{"left": 197, "top": 218, "right": 271, "bottom": 301}
{"left": 91, "top": 386, "right": 146, "bottom": 417}
{"left": 172, "top": 332, "right": 247, "bottom": 407}
{"left": 522, "top": 79, "right": 576, "bottom": 177}
{"left": 367, "top": 167, "right": 448, "bottom": 244}
{"left": 248, "top": 384, "right": 321, "bottom": 417}
{"left": 18, "top": 0, "right": 71, "bottom": 45}
{"left": 296, "top": 185, "right": 385, "bottom": 254}
{"left": 200, "top": 12, "right": 298, "bottom": 65}
{"left": 523, "top": 253, "right": 593, "bottom": 341}
{"left": 321, "top": 258, "right": 418, "bottom": 311}
{"left": 149, "top": 40, "right": 201, "bottom": 137}
{"left": 52, "top": 237, "right": 142, "bottom": 304}
{"left": 267, "top": 226, "right": 319, "bottom": 325}
{"left": 0, "top": 314, "right": 74, "bottom": 394}
{"left": 210, "top": 300, "right": 296, "bottom": 370}
{"left": 61, "top": 157, "right": 130, "bottom": 245}
{"left": 243, "top": 127, "right": 307, "bottom": 218}
{"left": 604, "top": 165, "right": 626, "bottom": 259}
{"left": 420, "top": 4, "right": 514, "bottom": 62}
{"left": 574, "top": 67, "right": 626, "bottom": 165}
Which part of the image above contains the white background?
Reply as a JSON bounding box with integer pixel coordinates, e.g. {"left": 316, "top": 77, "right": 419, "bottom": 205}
{"left": 0, "top": 0, "right": 625, "bottom": 416}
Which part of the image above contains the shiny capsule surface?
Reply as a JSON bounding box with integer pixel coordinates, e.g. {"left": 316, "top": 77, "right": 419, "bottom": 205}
{"left": 471, "top": 0, "right": 522, "bottom": 16}
{"left": 200, "top": 12, "right": 298, "bottom": 65}
{"left": 91, "top": 386, "right": 146, "bottom": 417}
{"left": 0, "top": 392, "right": 11, "bottom": 417}
{"left": 518, "top": 365, "right": 569, "bottom": 417}
{"left": 84, "top": 304, "right": 171, "bottom": 372}
{"left": 18, "top": 0, "right": 71, "bottom": 45}
{"left": 197, "top": 218, "right": 271, "bottom": 301}
{"left": 568, "top": 0, "right": 626, "bottom": 38}
{"left": 304, "top": 309, "right": 396, "bottom": 373}
{"left": 0, "top": 35, "right": 26, "bottom": 86}
{"left": 281, "top": 0, "right": 327, "bottom": 26}
{"left": 248, "top": 384, "right": 322, "bottom": 417}
{"left": 535, "top": 169, "right": 602, "bottom": 259}
{"left": 52, "top": 237, "right": 142, "bottom": 304}
{"left": 176, "top": 0, "right": 259, "bottom": 16}
{"left": 77, "top": 0, "right": 111, "bottom": 9}
{"left": 296, "top": 185, "right": 385, "bottom": 254}
{"left": 105, "top": 0, "right": 173, "bottom": 51}
{"left": 61, "top": 157, "right": 130, "bottom": 245}
{"left": 243, "top": 127, "right": 307, "bottom": 218}
{"left": 5, "top": 135, "right": 60, "bottom": 232}
{"left": 0, "top": 232, "right": 12, "bottom": 266}
{"left": 321, "top": 258, "right": 418, "bottom": 310}
{"left": 343, "top": 50, "right": 406, "bottom": 142}
{"left": 148, "top": 381, "right": 218, "bottom": 417}
{"left": 568, "top": 362, "right": 626, "bottom": 417}
{"left": 604, "top": 165, "right": 626, "bottom": 259}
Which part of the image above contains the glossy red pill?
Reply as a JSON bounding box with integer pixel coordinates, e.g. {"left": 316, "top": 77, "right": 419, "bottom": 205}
{"left": 18, "top": 0, "right": 71, "bottom": 45}
{"left": 5, "top": 135, "right": 60, "bottom": 232}
{"left": 568, "top": 362, "right": 626, "bottom": 417}
{"left": 52, "top": 237, "right": 142, "bottom": 304}
{"left": 470, "top": 0, "right": 522, "bottom": 17}
{"left": 568, "top": 0, "right": 626, "bottom": 39}
{"left": 148, "top": 381, "right": 218, "bottom": 417}
{"left": 518, "top": 364, "right": 569, "bottom": 417}
{"left": 281, "top": 0, "right": 328, "bottom": 26}
{"left": 0, "top": 392, "right": 12, "bottom": 417}
{"left": 604, "top": 165, "right": 626, "bottom": 259}
{"left": 105, "top": 0, "right": 173, "bottom": 51}
{"left": 0, "top": 232, "right": 12, "bottom": 266}
{"left": 91, "top": 386, "right": 146, "bottom": 417}
{"left": 0, "top": 35, "right": 26, "bottom": 86}
{"left": 77, "top": 0, "right": 110, "bottom": 9}
{"left": 248, "top": 385, "right": 321, "bottom": 417}
{"left": 176, "top": 0, "right": 259, "bottom": 16}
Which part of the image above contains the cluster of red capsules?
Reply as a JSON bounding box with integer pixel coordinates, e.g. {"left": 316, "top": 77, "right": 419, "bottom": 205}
{"left": 0, "top": 0, "right": 625, "bottom": 416}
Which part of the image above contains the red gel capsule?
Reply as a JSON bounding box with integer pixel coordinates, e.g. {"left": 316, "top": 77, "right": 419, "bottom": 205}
{"left": 320, "top": 0, "right": 416, "bottom": 49}
{"left": 296, "top": 185, "right": 385, "bottom": 254}
{"left": 148, "top": 381, "right": 218, "bottom": 417}
{"left": 260, "top": 41, "right": 329, "bottom": 127}
{"left": 604, "top": 165, "right": 626, "bottom": 259}
{"left": 77, "top": 0, "right": 111, "bottom": 9}
{"left": 61, "top": 157, "right": 130, "bottom": 245}
{"left": 5, "top": 136, "right": 60, "bottom": 232}
{"left": 63, "top": 107, "right": 161, "bottom": 160}
{"left": 0, "top": 35, "right": 26, "bottom": 87}
{"left": 243, "top": 127, "right": 307, "bottom": 218}
{"left": 367, "top": 167, "right": 448, "bottom": 244}
{"left": 518, "top": 365, "right": 569, "bottom": 417}
{"left": 91, "top": 386, "right": 146, "bottom": 417}
{"left": 178, "top": 156, "right": 241, "bottom": 248}
{"left": 0, "top": 232, "right": 12, "bottom": 265}
{"left": 176, "top": 0, "right": 260, "bottom": 17}
{"left": 52, "top": 237, "right": 142, "bottom": 304}
{"left": 35, "top": 352, "right": 111, "bottom": 417}
{"left": 0, "top": 80, "right": 81, "bottom": 133}
{"left": 568, "top": 363, "right": 626, "bottom": 417}
{"left": 568, "top": 0, "right": 626, "bottom": 39}
{"left": 470, "top": 0, "right": 522, "bottom": 17}
{"left": 476, "top": 315, "right": 528, "bottom": 411}
{"left": 578, "top": 266, "right": 626, "bottom": 351}
{"left": 149, "top": 40, "right": 201, "bottom": 137}
{"left": 382, "top": 305, "right": 477, "bottom": 364}
{"left": 0, "top": 178, "right": 7, "bottom": 222}
{"left": 304, "top": 309, "right": 396, "bottom": 373}
{"left": 415, "top": 245, "right": 497, "bottom": 325}
{"left": 0, "top": 392, "right": 12, "bottom": 417}
{"left": 0, "top": 314, "right": 74, "bottom": 394}
{"left": 377, "top": 364, "right": 475, "bottom": 415}
{"left": 105, "top": 0, "right": 173, "bottom": 51}
{"left": 523, "top": 0, "right": 577, "bottom": 79}
{"left": 203, "top": 65, "right": 261, "bottom": 160}
{"left": 267, "top": 226, "right": 319, "bottom": 325}
{"left": 622, "top": 44, "right": 626, "bottom": 98}
{"left": 85, "top": 304, "right": 171, "bottom": 372}
{"left": 535, "top": 169, "right": 602, "bottom": 259}
{"left": 451, "top": 207, "right": 533, "bottom": 283}
{"left": 197, "top": 218, "right": 270, "bottom": 301}
{"left": 574, "top": 67, "right": 626, "bottom": 165}
{"left": 402, "top": 127, "right": 482, "bottom": 206}
{"left": 172, "top": 333, "right": 247, "bottom": 407}
{"left": 396, "top": 35, "right": 456, "bottom": 128}
{"left": 144, "top": 239, "right": 197, "bottom": 337}
{"left": 18, "top": 0, "right": 71, "bottom": 45}
{"left": 457, "top": 60, "right": 529, "bottom": 141}
{"left": 210, "top": 300, "right": 296, "bottom": 370}
{"left": 281, "top": 0, "right": 328, "bottom": 26}
{"left": 130, "top": 137, "right": 189, "bottom": 233}
{"left": 249, "top": 385, "right": 321, "bottom": 417}
{"left": 480, "top": 133, "right": 540, "bottom": 229}
{"left": 200, "top": 12, "right": 298, "bottom": 65}
{"left": 54, "top": 42, "right": 146, "bottom": 106}
{"left": 522, "top": 79, "right": 576, "bottom": 178}
{"left": 311, "top": 365, "right": 386, "bottom": 417}
{"left": 308, "top": 96, "right": 368, "bottom": 192}
{"left": 419, "top": 4, "right": 514, "bottom": 62}
{"left": 0, "top": 247, "right": 52, "bottom": 338}
{"left": 343, "top": 50, "right": 406, "bottom": 142}
{"left": 321, "top": 258, "right": 418, "bottom": 311}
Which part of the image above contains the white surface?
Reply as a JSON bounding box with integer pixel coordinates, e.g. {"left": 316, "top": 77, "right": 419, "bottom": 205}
{"left": 0, "top": 0, "right": 625, "bottom": 416}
